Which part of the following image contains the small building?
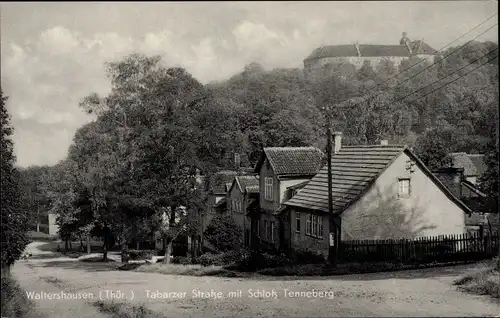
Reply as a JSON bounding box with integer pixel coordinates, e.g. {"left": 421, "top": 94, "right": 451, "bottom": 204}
{"left": 47, "top": 213, "right": 59, "bottom": 236}
{"left": 253, "top": 146, "right": 324, "bottom": 251}
{"left": 446, "top": 152, "right": 487, "bottom": 185}
{"left": 200, "top": 170, "right": 238, "bottom": 251}
{"left": 433, "top": 166, "right": 496, "bottom": 236}
{"left": 227, "top": 175, "right": 260, "bottom": 247}
{"left": 283, "top": 134, "right": 472, "bottom": 257}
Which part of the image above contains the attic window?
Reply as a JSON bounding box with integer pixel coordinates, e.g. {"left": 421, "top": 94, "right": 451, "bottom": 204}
{"left": 398, "top": 178, "right": 411, "bottom": 198}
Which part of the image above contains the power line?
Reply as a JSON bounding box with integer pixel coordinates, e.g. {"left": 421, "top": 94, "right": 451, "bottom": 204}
{"left": 400, "top": 53, "right": 498, "bottom": 107}
{"left": 387, "top": 23, "right": 498, "bottom": 91}
{"left": 393, "top": 47, "right": 499, "bottom": 104}
{"left": 365, "top": 14, "right": 498, "bottom": 95}
{"left": 436, "top": 12, "right": 498, "bottom": 52}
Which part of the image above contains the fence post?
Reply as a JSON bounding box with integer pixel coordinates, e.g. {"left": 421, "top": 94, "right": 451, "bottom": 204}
{"left": 483, "top": 235, "right": 490, "bottom": 257}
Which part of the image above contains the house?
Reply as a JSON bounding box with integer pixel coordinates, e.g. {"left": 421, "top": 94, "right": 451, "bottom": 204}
{"left": 226, "top": 175, "right": 260, "bottom": 247}
{"left": 433, "top": 166, "right": 496, "bottom": 235}
{"left": 283, "top": 133, "right": 472, "bottom": 257}
{"left": 199, "top": 170, "right": 238, "bottom": 251}
{"left": 447, "top": 152, "right": 487, "bottom": 185}
{"left": 252, "top": 147, "right": 325, "bottom": 250}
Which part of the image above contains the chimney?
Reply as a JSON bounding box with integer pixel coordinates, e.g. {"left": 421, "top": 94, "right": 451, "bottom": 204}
{"left": 333, "top": 132, "right": 343, "bottom": 154}
{"left": 380, "top": 140, "right": 389, "bottom": 146}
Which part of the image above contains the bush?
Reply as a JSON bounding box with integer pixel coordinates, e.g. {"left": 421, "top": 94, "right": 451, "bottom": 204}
{"left": 1, "top": 275, "right": 40, "bottom": 318}
{"left": 127, "top": 250, "right": 157, "bottom": 261}
{"left": 172, "top": 256, "right": 193, "bottom": 265}
{"left": 454, "top": 258, "right": 500, "bottom": 299}
{"left": 234, "top": 249, "right": 292, "bottom": 271}
{"left": 204, "top": 216, "right": 243, "bottom": 252}
{"left": 28, "top": 231, "right": 57, "bottom": 242}
{"left": 197, "top": 251, "right": 241, "bottom": 267}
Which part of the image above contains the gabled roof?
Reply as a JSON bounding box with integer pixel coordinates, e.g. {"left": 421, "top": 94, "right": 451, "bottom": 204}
{"left": 229, "top": 175, "right": 260, "bottom": 194}
{"left": 254, "top": 147, "right": 324, "bottom": 177}
{"left": 285, "top": 145, "right": 472, "bottom": 215}
{"left": 410, "top": 40, "right": 436, "bottom": 55}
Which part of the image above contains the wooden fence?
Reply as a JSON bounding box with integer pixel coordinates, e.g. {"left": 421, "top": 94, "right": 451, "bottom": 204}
{"left": 339, "top": 232, "right": 499, "bottom": 264}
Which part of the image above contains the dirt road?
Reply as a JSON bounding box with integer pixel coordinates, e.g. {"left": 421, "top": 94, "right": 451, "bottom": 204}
{"left": 13, "top": 242, "right": 500, "bottom": 317}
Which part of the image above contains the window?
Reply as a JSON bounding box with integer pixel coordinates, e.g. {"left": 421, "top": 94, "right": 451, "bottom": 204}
{"left": 306, "top": 213, "right": 323, "bottom": 238}
{"left": 265, "top": 177, "right": 273, "bottom": 200}
{"left": 295, "top": 212, "right": 301, "bottom": 233}
{"left": 271, "top": 222, "right": 276, "bottom": 242}
{"left": 306, "top": 214, "right": 312, "bottom": 235}
{"left": 256, "top": 219, "right": 260, "bottom": 238}
{"left": 398, "top": 178, "right": 411, "bottom": 197}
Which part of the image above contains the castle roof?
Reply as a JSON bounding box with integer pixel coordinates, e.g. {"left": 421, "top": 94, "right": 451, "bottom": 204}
{"left": 304, "top": 41, "right": 436, "bottom": 61}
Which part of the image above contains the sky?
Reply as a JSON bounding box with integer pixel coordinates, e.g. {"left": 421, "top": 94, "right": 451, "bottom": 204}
{"left": 1, "top": 1, "right": 498, "bottom": 168}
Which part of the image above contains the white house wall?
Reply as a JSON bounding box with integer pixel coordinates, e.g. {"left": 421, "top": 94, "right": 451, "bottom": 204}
{"left": 341, "top": 152, "right": 467, "bottom": 241}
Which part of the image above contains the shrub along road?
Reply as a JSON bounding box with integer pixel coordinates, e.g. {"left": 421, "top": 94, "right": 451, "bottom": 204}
{"left": 13, "top": 242, "right": 500, "bottom": 317}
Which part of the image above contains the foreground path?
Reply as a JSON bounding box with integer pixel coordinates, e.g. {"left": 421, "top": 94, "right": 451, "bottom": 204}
{"left": 13, "top": 241, "right": 500, "bottom": 317}
{"left": 12, "top": 242, "right": 109, "bottom": 318}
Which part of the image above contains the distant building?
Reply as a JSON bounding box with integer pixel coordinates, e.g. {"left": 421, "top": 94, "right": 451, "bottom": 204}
{"left": 303, "top": 32, "right": 436, "bottom": 76}
{"left": 47, "top": 213, "right": 59, "bottom": 236}
{"left": 446, "top": 152, "right": 487, "bottom": 185}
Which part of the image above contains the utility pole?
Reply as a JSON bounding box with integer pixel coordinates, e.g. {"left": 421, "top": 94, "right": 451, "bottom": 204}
{"left": 326, "top": 113, "right": 336, "bottom": 266}
{"left": 496, "top": 85, "right": 500, "bottom": 270}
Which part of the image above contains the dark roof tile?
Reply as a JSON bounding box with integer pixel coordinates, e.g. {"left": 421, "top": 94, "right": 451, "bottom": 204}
{"left": 255, "top": 147, "right": 324, "bottom": 176}
{"left": 305, "top": 41, "right": 436, "bottom": 60}
{"left": 285, "top": 145, "right": 405, "bottom": 212}
{"left": 234, "top": 175, "right": 260, "bottom": 194}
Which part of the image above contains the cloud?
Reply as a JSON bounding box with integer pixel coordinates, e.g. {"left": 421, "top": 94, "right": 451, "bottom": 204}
{"left": 1, "top": 1, "right": 496, "bottom": 167}
{"left": 39, "top": 26, "right": 80, "bottom": 55}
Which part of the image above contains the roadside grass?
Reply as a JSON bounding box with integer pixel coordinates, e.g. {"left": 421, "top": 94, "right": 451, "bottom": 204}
{"left": 454, "top": 257, "right": 499, "bottom": 299}
{"left": 133, "top": 259, "right": 485, "bottom": 278}
{"left": 28, "top": 231, "right": 58, "bottom": 242}
{"left": 79, "top": 255, "right": 117, "bottom": 263}
{"left": 93, "top": 300, "right": 165, "bottom": 318}
{"left": 1, "top": 274, "right": 46, "bottom": 318}
{"left": 135, "top": 263, "right": 253, "bottom": 277}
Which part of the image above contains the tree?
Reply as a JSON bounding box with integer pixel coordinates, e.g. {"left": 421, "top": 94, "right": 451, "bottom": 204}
{"left": 1, "top": 89, "right": 29, "bottom": 275}
{"left": 18, "top": 166, "right": 54, "bottom": 233}
{"left": 204, "top": 215, "right": 243, "bottom": 252}
{"left": 77, "top": 54, "right": 208, "bottom": 263}
{"left": 413, "top": 126, "right": 456, "bottom": 170}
